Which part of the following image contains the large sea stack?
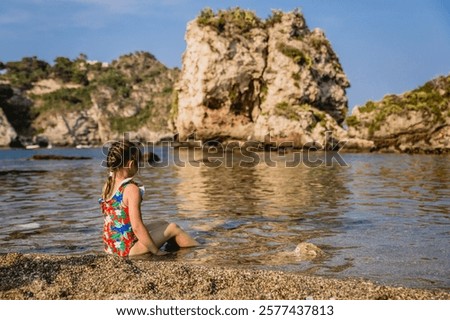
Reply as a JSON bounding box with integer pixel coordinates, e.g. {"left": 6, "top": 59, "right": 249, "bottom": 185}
{"left": 174, "top": 8, "right": 350, "bottom": 148}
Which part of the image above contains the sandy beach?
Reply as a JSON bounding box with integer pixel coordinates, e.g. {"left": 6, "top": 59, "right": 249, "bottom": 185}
{"left": 0, "top": 253, "right": 448, "bottom": 300}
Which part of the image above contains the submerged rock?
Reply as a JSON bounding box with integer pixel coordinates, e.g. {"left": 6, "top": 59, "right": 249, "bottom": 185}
{"left": 143, "top": 152, "right": 161, "bottom": 165}
{"left": 30, "top": 154, "right": 92, "bottom": 160}
{"left": 0, "top": 169, "right": 48, "bottom": 176}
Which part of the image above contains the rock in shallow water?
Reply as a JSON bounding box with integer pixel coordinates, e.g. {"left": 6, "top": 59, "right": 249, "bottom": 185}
{"left": 294, "top": 242, "right": 324, "bottom": 260}
{"left": 30, "top": 154, "right": 92, "bottom": 160}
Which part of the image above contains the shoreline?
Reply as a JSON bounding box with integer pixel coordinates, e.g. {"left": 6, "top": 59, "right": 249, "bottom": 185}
{"left": 1, "top": 253, "right": 448, "bottom": 300}
{"left": 1, "top": 143, "right": 449, "bottom": 156}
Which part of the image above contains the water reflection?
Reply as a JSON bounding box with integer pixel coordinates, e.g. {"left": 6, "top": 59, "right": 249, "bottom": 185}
{"left": 170, "top": 149, "right": 351, "bottom": 271}
{"left": 0, "top": 157, "right": 104, "bottom": 254}
{"left": 327, "top": 154, "right": 450, "bottom": 288}
{"left": 0, "top": 148, "right": 449, "bottom": 289}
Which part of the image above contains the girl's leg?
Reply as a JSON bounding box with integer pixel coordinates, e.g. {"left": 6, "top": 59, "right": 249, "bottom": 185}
{"left": 147, "top": 221, "right": 199, "bottom": 248}
{"left": 164, "top": 222, "right": 199, "bottom": 247}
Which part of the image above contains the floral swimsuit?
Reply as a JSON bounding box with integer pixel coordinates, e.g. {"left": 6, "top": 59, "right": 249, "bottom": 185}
{"left": 99, "top": 178, "right": 144, "bottom": 257}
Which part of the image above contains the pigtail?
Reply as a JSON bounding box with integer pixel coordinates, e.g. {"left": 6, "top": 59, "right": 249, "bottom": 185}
{"left": 102, "top": 172, "right": 115, "bottom": 200}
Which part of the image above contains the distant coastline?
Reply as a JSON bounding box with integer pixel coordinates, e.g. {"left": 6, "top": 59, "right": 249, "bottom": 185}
{"left": 0, "top": 9, "right": 448, "bottom": 153}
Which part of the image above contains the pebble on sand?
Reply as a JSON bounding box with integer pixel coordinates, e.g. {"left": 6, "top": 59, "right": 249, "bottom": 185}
{"left": 1, "top": 253, "right": 449, "bottom": 300}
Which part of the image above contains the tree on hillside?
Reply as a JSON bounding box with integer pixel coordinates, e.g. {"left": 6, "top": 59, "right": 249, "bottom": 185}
{"left": 53, "top": 56, "right": 88, "bottom": 85}
{"left": 2, "top": 57, "right": 50, "bottom": 89}
{"left": 53, "top": 57, "right": 74, "bottom": 82}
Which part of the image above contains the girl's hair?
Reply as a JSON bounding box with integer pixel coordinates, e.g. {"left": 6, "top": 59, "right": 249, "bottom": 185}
{"left": 102, "top": 140, "right": 142, "bottom": 199}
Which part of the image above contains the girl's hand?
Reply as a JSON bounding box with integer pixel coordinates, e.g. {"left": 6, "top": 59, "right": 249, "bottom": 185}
{"left": 153, "top": 250, "right": 169, "bottom": 256}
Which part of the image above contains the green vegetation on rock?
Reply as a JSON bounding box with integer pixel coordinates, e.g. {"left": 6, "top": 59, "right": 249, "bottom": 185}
{"left": 1, "top": 50, "right": 179, "bottom": 141}
{"left": 358, "top": 100, "right": 377, "bottom": 113}
{"left": 265, "top": 9, "right": 283, "bottom": 27}
{"left": 95, "top": 68, "right": 131, "bottom": 98}
{"left": 197, "top": 7, "right": 262, "bottom": 34}
{"left": 53, "top": 56, "right": 88, "bottom": 85}
{"left": 34, "top": 87, "right": 92, "bottom": 113}
{"left": 274, "top": 102, "right": 328, "bottom": 130}
{"left": 364, "top": 77, "right": 447, "bottom": 119}
{"left": 0, "top": 57, "right": 50, "bottom": 89}
{"left": 347, "top": 74, "right": 450, "bottom": 139}
{"left": 309, "top": 36, "right": 331, "bottom": 51}
{"left": 345, "top": 115, "right": 360, "bottom": 127}
{"left": 0, "top": 55, "right": 96, "bottom": 89}
{"left": 110, "top": 101, "right": 153, "bottom": 133}
{"left": 277, "top": 43, "right": 312, "bottom": 67}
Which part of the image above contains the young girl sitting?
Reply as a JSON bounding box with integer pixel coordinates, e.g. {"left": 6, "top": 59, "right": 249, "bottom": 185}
{"left": 100, "top": 140, "right": 199, "bottom": 257}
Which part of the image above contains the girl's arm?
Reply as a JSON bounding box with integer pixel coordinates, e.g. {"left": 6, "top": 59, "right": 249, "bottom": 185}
{"left": 125, "top": 184, "right": 165, "bottom": 255}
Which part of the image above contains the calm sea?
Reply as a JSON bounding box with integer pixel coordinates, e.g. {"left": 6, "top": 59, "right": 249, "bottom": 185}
{"left": 0, "top": 147, "right": 449, "bottom": 290}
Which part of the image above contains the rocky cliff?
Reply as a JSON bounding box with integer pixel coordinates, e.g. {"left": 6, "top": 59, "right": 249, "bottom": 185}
{"left": 0, "top": 108, "right": 16, "bottom": 147}
{"left": 347, "top": 74, "right": 450, "bottom": 153}
{"left": 0, "top": 84, "right": 17, "bottom": 146}
{"left": 175, "top": 8, "right": 350, "bottom": 148}
{"left": 0, "top": 52, "right": 178, "bottom": 147}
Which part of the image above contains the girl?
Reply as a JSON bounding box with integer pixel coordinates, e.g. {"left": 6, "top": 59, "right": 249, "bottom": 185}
{"left": 100, "top": 140, "right": 198, "bottom": 257}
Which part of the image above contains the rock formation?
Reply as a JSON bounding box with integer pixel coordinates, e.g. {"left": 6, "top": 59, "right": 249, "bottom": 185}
{"left": 175, "top": 8, "right": 350, "bottom": 148}
{"left": 294, "top": 242, "right": 324, "bottom": 260}
{"left": 0, "top": 52, "right": 178, "bottom": 147}
{"left": 0, "top": 107, "right": 16, "bottom": 147}
{"left": 347, "top": 74, "right": 450, "bottom": 153}
{"left": 2, "top": 8, "right": 445, "bottom": 153}
{"left": 0, "top": 84, "right": 20, "bottom": 147}
{"left": 34, "top": 52, "right": 179, "bottom": 146}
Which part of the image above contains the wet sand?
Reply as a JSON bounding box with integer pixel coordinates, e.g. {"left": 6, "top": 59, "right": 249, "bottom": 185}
{"left": 0, "top": 253, "right": 448, "bottom": 300}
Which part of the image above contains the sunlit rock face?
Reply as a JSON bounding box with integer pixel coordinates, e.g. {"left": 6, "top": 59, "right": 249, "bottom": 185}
{"left": 347, "top": 74, "right": 450, "bottom": 153}
{"left": 0, "top": 108, "right": 16, "bottom": 147}
{"left": 175, "top": 9, "right": 350, "bottom": 148}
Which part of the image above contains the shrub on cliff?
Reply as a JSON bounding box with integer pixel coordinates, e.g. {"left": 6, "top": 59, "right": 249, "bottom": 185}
{"left": 52, "top": 56, "right": 89, "bottom": 85}
{"left": 265, "top": 10, "right": 284, "bottom": 27}
{"left": 197, "top": 7, "right": 263, "bottom": 34}
{"left": 277, "top": 43, "right": 312, "bottom": 68}
{"left": 0, "top": 57, "right": 50, "bottom": 89}
{"left": 34, "top": 87, "right": 92, "bottom": 113}
{"left": 349, "top": 75, "right": 450, "bottom": 137}
{"left": 110, "top": 101, "right": 154, "bottom": 133}
{"left": 95, "top": 68, "right": 131, "bottom": 98}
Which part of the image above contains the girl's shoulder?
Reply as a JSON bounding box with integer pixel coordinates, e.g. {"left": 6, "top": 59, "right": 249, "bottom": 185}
{"left": 122, "top": 179, "right": 145, "bottom": 198}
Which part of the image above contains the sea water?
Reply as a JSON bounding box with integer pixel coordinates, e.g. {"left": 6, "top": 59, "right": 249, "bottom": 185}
{"left": 0, "top": 147, "right": 449, "bottom": 290}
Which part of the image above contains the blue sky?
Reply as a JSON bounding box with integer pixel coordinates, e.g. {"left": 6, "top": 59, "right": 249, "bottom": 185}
{"left": 1, "top": 0, "right": 449, "bottom": 110}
